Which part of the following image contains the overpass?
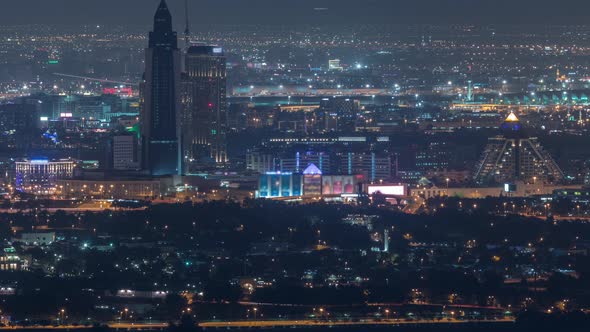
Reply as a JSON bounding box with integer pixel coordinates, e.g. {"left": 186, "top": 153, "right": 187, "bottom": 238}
{"left": 452, "top": 88, "right": 590, "bottom": 110}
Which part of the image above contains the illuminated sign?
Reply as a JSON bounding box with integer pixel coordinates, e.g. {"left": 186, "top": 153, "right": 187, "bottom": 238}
{"left": 212, "top": 47, "right": 223, "bottom": 54}
{"left": 322, "top": 175, "right": 356, "bottom": 195}
{"left": 60, "top": 113, "right": 73, "bottom": 118}
{"left": 103, "top": 87, "right": 133, "bottom": 95}
{"left": 39, "top": 116, "right": 48, "bottom": 121}
{"left": 367, "top": 185, "right": 406, "bottom": 196}
{"left": 504, "top": 183, "right": 517, "bottom": 192}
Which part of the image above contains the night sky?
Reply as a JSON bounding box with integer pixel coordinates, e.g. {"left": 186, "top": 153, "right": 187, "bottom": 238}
{"left": 0, "top": 0, "right": 589, "bottom": 26}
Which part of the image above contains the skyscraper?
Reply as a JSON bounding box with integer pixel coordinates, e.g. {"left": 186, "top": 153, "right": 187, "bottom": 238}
{"left": 182, "top": 45, "right": 228, "bottom": 169}
{"left": 141, "top": 0, "right": 182, "bottom": 176}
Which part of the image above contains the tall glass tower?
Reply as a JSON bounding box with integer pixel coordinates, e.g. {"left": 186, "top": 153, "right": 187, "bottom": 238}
{"left": 181, "top": 46, "right": 228, "bottom": 169}
{"left": 141, "top": 0, "right": 182, "bottom": 176}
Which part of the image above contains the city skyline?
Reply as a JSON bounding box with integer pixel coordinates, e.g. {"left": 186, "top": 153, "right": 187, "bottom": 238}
{"left": 1, "top": 0, "right": 590, "bottom": 330}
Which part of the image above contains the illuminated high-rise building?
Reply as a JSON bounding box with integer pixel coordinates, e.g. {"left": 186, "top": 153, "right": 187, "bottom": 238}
{"left": 140, "top": 0, "right": 182, "bottom": 176}
{"left": 15, "top": 158, "right": 75, "bottom": 194}
{"left": 473, "top": 112, "right": 565, "bottom": 185}
{"left": 181, "top": 45, "right": 228, "bottom": 168}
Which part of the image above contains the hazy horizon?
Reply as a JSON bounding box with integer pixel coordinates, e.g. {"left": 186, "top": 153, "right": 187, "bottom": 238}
{"left": 1, "top": 0, "right": 589, "bottom": 26}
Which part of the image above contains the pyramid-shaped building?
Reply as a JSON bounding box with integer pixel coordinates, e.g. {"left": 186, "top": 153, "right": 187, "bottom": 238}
{"left": 473, "top": 112, "right": 565, "bottom": 185}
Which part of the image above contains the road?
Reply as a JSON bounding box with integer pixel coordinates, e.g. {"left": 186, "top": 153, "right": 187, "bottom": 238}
{"left": 199, "top": 317, "right": 515, "bottom": 328}
{"left": 0, "top": 317, "right": 515, "bottom": 330}
{"left": 0, "top": 207, "right": 147, "bottom": 214}
{"left": 0, "top": 323, "right": 168, "bottom": 330}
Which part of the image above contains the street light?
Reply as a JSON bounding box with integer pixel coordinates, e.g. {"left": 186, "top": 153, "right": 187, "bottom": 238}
{"left": 58, "top": 309, "right": 66, "bottom": 324}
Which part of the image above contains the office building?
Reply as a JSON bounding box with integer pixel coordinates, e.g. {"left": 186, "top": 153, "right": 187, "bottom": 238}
{"left": 182, "top": 45, "right": 227, "bottom": 168}
{"left": 280, "top": 151, "right": 331, "bottom": 174}
{"left": 340, "top": 152, "right": 391, "bottom": 183}
{"left": 415, "top": 141, "right": 450, "bottom": 171}
{"left": 319, "top": 98, "right": 360, "bottom": 130}
{"left": 56, "top": 178, "right": 161, "bottom": 200}
{"left": 0, "top": 103, "right": 38, "bottom": 148}
{"left": 112, "top": 135, "right": 140, "bottom": 170}
{"left": 473, "top": 112, "right": 565, "bottom": 185}
{"left": 15, "top": 158, "right": 76, "bottom": 194}
{"left": 246, "top": 151, "right": 277, "bottom": 174}
{"left": 140, "top": 0, "right": 182, "bottom": 176}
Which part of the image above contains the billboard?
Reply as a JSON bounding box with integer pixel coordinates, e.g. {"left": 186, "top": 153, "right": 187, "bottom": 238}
{"left": 322, "top": 175, "right": 356, "bottom": 195}
{"left": 367, "top": 184, "right": 406, "bottom": 196}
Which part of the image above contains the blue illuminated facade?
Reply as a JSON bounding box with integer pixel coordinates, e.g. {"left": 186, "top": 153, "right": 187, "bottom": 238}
{"left": 258, "top": 172, "right": 303, "bottom": 198}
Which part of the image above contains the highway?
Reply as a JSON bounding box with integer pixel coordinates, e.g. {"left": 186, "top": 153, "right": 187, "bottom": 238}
{"left": 199, "top": 317, "right": 515, "bottom": 329}
{"left": 0, "top": 318, "right": 516, "bottom": 330}
{"left": 0, "top": 323, "right": 168, "bottom": 330}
